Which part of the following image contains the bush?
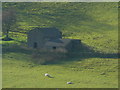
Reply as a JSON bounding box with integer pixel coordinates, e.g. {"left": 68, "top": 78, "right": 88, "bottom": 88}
{"left": 31, "top": 50, "right": 67, "bottom": 64}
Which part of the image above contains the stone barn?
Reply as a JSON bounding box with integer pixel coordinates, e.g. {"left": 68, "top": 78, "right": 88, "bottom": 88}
{"left": 27, "top": 27, "right": 81, "bottom": 53}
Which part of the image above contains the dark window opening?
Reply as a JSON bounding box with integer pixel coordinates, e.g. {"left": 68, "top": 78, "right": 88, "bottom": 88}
{"left": 33, "top": 42, "right": 37, "bottom": 48}
{"left": 52, "top": 46, "right": 56, "bottom": 50}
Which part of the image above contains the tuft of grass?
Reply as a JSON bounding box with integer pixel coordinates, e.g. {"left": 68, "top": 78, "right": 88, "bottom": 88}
{"left": 31, "top": 50, "right": 67, "bottom": 65}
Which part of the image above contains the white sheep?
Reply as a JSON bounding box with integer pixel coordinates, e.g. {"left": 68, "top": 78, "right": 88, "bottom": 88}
{"left": 45, "top": 73, "right": 50, "bottom": 76}
{"left": 44, "top": 73, "right": 53, "bottom": 78}
{"left": 67, "top": 82, "right": 73, "bottom": 84}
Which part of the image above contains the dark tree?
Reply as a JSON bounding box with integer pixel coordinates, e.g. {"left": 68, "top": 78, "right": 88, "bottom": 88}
{"left": 2, "top": 8, "right": 16, "bottom": 41}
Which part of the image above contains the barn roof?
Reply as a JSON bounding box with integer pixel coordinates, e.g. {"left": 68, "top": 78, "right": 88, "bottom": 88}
{"left": 28, "top": 27, "right": 61, "bottom": 34}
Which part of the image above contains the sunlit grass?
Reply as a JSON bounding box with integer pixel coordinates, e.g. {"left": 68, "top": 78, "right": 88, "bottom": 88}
{"left": 3, "top": 52, "right": 118, "bottom": 88}
{"left": 2, "top": 2, "right": 118, "bottom": 88}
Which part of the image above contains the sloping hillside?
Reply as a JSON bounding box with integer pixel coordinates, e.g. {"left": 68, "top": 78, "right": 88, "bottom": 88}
{"left": 2, "top": 2, "right": 118, "bottom": 53}
{"left": 2, "top": 2, "right": 118, "bottom": 88}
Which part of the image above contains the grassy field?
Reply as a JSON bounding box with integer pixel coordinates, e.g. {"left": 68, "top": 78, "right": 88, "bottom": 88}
{"left": 2, "top": 2, "right": 118, "bottom": 88}
{"left": 2, "top": 51, "right": 118, "bottom": 88}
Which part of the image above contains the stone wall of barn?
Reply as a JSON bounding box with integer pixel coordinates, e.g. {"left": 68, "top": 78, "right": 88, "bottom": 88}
{"left": 27, "top": 28, "right": 62, "bottom": 49}
{"left": 27, "top": 31, "right": 45, "bottom": 49}
{"left": 65, "top": 40, "right": 81, "bottom": 51}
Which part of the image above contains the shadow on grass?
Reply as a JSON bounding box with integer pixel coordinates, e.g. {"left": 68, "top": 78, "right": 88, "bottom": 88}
{"left": 67, "top": 43, "right": 118, "bottom": 59}
{"left": 2, "top": 42, "right": 118, "bottom": 65}
{"left": 2, "top": 42, "right": 32, "bottom": 55}
{"left": 47, "top": 43, "right": 118, "bottom": 65}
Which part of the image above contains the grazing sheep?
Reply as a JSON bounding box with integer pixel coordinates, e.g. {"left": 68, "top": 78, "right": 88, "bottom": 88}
{"left": 44, "top": 73, "right": 53, "bottom": 78}
{"left": 67, "top": 82, "right": 73, "bottom": 84}
{"left": 45, "top": 73, "right": 50, "bottom": 76}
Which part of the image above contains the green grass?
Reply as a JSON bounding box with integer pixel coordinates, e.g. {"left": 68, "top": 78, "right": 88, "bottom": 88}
{"left": 2, "top": 2, "right": 118, "bottom": 54}
{"left": 2, "top": 2, "right": 118, "bottom": 88}
{"left": 3, "top": 52, "right": 118, "bottom": 88}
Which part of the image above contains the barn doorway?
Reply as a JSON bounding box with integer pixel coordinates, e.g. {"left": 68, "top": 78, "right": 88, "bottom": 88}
{"left": 33, "top": 42, "right": 37, "bottom": 48}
